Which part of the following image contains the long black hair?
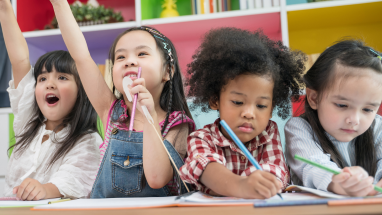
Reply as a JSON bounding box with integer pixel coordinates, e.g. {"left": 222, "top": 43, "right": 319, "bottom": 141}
{"left": 302, "top": 39, "right": 382, "bottom": 176}
{"left": 10, "top": 50, "right": 99, "bottom": 169}
{"left": 108, "top": 26, "right": 193, "bottom": 134}
{"left": 186, "top": 28, "right": 306, "bottom": 119}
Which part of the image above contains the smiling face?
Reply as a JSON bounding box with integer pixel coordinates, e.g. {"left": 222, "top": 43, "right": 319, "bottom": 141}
{"left": 211, "top": 74, "right": 274, "bottom": 143}
{"left": 35, "top": 67, "right": 78, "bottom": 124}
{"left": 112, "top": 30, "right": 168, "bottom": 102}
{"left": 307, "top": 65, "right": 382, "bottom": 142}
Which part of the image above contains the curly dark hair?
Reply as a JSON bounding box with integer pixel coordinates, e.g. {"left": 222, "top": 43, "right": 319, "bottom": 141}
{"left": 186, "top": 27, "right": 306, "bottom": 119}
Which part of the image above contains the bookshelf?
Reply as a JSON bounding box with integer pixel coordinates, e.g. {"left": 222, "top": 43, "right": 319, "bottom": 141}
{"left": 0, "top": 1, "right": 380, "bottom": 196}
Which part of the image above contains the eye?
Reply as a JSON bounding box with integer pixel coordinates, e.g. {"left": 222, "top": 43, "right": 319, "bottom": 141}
{"left": 257, "top": 105, "right": 267, "bottom": 109}
{"left": 363, "top": 108, "right": 374, "bottom": 113}
{"left": 39, "top": 77, "right": 46, "bottom": 82}
{"left": 138, "top": 52, "right": 148, "bottom": 56}
{"left": 335, "top": 103, "right": 347, "bottom": 108}
{"left": 116, "top": 55, "right": 125, "bottom": 60}
{"left": 231, "top": 101, "right": 243, "bottom": 105}
{"left": 59, "top": 76, "right": 68, "bottom": 80}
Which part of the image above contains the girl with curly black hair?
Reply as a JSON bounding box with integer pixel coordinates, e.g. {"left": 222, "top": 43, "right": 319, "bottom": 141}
{"left": 179, "top": 27, "right": 306, "bottom": 199}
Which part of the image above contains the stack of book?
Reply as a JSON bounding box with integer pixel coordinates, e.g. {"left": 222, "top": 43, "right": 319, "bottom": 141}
{"left": 240, "top": 0, "right": 280, "bottom": 10}
{"left": 191, "top": 0, "right": 232, "bottom": 14}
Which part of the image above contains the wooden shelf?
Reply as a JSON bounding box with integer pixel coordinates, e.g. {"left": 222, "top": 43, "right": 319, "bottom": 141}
{"left": 287, "top": 0, "right": 381, "bottom": 11}
{"left": 288, "top": 0, "right": 382, "bottom": 54}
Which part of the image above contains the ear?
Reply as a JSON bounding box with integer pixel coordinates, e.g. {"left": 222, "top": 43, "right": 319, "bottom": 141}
{"left": 209, "top": 98, "right": 219, "bottom": 110}
{"left": 162, "top": 64, "right": 175, "bottom": 83}
{"left": 306, "top": 88, "right": 318, "bottom": 110}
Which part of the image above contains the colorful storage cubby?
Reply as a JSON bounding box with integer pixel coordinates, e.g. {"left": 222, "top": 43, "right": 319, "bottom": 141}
{"left": 1, "top": 0, "right": 381, "bottom": 163}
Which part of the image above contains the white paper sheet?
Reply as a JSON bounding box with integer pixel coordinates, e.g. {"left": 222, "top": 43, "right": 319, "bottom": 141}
{"left": 0, "top": 198, "right": 60, "bottom": 208}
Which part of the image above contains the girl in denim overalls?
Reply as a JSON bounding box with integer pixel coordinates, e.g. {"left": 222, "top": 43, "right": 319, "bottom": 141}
{"left": 52, "top": 0, "right": 195, "bottom": 198}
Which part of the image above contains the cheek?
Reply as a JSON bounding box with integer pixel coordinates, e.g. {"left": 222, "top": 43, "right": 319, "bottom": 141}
{"left": 34, "top": 85, "right": 44, "bottom": 103}
{"left": 60, "top": 85, "right": 78, "bottom": 105}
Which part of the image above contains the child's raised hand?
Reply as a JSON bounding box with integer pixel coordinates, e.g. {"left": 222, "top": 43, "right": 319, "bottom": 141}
{"left": 129, "top": 78, "right": 156, "bottom": 117}
{"left": 330, "top": 166, "right": 374, "bottom": 197}
{"left": 240, "top": 170, "right": 282, "bottom": 199}
{"left": 13, "top": 178, "right": 48, "bottom": 201}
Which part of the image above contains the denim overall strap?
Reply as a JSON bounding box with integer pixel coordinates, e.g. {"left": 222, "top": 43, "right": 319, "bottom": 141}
{"left": 163, "top": 139, "right": 193, "bottom": 194}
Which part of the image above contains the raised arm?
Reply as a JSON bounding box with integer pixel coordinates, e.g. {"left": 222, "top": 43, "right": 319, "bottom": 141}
{"left": 50, "top": 0, "right": 115, "bottom": 126}
{"left": 0, "top": 0, "right": 30, "bottom": 88}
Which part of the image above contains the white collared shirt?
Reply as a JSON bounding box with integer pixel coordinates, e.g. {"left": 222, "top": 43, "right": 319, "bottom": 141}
{"left": 5, "top": 67, "right": 102, "bottom": 198}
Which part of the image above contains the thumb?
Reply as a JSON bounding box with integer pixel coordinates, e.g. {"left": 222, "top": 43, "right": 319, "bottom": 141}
{"left": 332, "top": 172, "right": 350, "bottom": 183}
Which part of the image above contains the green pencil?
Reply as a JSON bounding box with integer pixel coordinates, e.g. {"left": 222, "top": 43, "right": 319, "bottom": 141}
{"left": 294, "top": 154, "right": 382, "bottom": 194}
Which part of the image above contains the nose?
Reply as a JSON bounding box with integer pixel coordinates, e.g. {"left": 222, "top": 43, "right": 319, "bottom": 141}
{"left": 125, "top": 56, "right": 138, "bottom": 67}
{"left": 345, "top": 110, "right": 360, "bottom": 126}
{"left": 46, "top": 78, "right": 56, "bottom": 90}
{"left": 241, "top": 105, "right": 255, "bottom": 120}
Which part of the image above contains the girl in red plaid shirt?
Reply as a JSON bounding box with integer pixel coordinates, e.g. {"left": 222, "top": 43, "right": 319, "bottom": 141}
{"left": 180, "top": 28, "right": 306, "bottom": 199}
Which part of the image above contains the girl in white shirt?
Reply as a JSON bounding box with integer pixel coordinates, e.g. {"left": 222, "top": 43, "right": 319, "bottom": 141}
{"left": 0, "top": 0, "right": 101, "bottom": 200}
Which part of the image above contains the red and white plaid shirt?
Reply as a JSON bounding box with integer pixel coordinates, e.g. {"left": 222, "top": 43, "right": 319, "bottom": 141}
{"left": 179, "top": 118, "right": 289, "bottom": 194}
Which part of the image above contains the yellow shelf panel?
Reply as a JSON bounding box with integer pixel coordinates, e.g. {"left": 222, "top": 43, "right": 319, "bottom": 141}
{"left": 288, "top": 1, "right": 382, "bottom": 54}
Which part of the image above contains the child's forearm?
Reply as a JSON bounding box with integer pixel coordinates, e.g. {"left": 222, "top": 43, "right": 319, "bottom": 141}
{"left": 142, "top": 112, "right": 174, "bottom": 189}
{"left": 50, "top": 0, "right": 91, "bottom": 62}
{"left": 0, "top": 0, "right": 30, "bottom": 88}
{"left": 200, "top": 162, "right": 243, "bottom": 197}
{"left": 51, "top": 0, "right": 115, "bottom": 124}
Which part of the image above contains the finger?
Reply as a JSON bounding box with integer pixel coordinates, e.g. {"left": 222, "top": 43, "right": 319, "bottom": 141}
{"left": 130, "top": 85, "right": 148, "bottom": 95}
{"left": 258, "top": 178, "right": 278, "bottom": 197}
{"left": 13, "top": 186, "right": 18, "bottom": 195}
{"left": 332, "top": 172, "right": 350, "bottom": 183}
{"left": 26, "top": 187, "right": 38, "bottom": 201}
{"left": 21, "top": 184, "right": 36, "bottom": 201}
{"left": 346, "top": 176, "right": 374, "bottom": 194}
{"left": 261, "top": 172, "right": 282, "bottom": 190}
{"left": 131, "top": 78, "right": 146, "bottom": 87}
{"left": 341, "top": 173, "right": 367, "bottom": 189}
{"left": 348, "top": 184, "right": 374, "bottom": 197}
{"left": 16, "top": 179, "right": 31, "bottom": 200}
{"left": 33, "top": 190, "right": 43, "bottom": 201}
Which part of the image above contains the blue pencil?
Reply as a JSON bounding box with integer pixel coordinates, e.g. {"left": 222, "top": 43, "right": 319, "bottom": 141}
{"left": 220, "top": 120, "right": 283, "bottom": 200}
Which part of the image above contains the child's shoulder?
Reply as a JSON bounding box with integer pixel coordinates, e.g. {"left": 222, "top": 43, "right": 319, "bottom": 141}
{"left": 188, "top": 119, "right": 219, "bottom": 140}
{"left": 285, "top": 116, "right": 312, "bottom": 132}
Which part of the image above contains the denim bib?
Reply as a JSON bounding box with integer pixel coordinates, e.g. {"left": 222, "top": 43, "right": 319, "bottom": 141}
{"left": 91, "top": 100, "right": 190, "bottom": 198}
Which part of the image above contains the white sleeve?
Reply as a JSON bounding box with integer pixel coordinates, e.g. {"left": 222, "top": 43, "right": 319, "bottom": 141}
{"left": 285, "top": 117, "right": 341, "bottom": 191}
{"left": 372, "top": 115, "right": 382, "bottom": 183}
{"left": 6, "top": 67, "right": 36, "bottom": 136}
{"left": 48, "top": 132, "right": 102, "bottom": 198}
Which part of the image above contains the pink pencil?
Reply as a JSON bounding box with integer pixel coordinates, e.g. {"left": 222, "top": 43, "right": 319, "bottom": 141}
{"left": 128, "top": 67, "right": 142, "bottom": 137}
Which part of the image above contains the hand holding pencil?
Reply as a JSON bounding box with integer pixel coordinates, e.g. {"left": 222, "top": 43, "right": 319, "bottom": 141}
{"left": 294, "top": 155, "right": 382, "bottom": 197}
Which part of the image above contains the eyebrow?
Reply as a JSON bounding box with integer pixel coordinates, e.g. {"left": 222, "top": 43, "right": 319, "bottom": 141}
{"left": 333, "top": 95, "right": 380, "bottom": 107}
{"left": 115, "top": 45, "right": 152, "bottom": 54}
{"left": 230, "top": 91, "right": 271, "bottom": 100}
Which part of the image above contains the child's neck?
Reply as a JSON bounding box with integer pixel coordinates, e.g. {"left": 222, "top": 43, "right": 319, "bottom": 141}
{"left": 44, "top": 119, "right": 65, "bottom": 132}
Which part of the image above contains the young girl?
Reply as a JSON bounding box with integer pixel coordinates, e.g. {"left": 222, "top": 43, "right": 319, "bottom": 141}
{"left": 0, "top": 0, "right": 101, "bottom": 200}
{"left": 285, "top": 40, "right": 382, "bottom": 197}
{"left": 180, "top": 28, "right": 306, "bottom": 199}
{"left": 50, "top": 0, "right": 195, "bottom": 197}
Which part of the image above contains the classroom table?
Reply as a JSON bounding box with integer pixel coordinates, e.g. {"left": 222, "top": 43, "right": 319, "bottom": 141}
{"left": 2, "top": 204, "right": 382, "bottom": 215}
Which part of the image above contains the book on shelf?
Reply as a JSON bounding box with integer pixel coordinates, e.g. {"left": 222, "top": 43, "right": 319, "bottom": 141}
{"left": 240, "top": 0, "right": 281, "bottom": 10}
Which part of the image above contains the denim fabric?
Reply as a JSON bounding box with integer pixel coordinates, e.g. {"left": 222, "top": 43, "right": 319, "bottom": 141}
{"left": 91, "top": 101, "right": 190, "bottom": 198}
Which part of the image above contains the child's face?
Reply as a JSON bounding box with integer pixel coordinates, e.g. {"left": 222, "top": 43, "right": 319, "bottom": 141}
{"left": 35, "top": 67, "right": 78, "bottom": 123}
{"left": 211, "top": 74, "right": 274, "bottom": 143}
{"left": 308, "top": 66, "right": 382, "bottom": 142}
{"left": 112, "top": 30, "right": 167, "bottom": 101}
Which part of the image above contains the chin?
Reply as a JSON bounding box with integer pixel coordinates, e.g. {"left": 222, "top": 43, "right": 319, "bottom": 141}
{"left": 333, "top": 135, "right": 356, "bottom": 143}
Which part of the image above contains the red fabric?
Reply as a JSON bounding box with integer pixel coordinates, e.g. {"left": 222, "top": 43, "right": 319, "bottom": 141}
{"left": 179, "top": 119, "right": 290, "bottom": 194}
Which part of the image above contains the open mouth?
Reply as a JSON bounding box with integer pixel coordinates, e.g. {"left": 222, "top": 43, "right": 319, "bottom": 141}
{"left": 46, "top": 94, "right": 59, "bottom": 105}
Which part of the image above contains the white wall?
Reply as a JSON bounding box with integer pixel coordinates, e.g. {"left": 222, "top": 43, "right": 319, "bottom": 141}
{"left": 0, "top": 112, "right": 9, "bottom": 197}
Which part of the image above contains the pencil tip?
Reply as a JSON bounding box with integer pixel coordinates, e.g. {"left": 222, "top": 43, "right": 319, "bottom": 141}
{"left": 128, "top": 130, "right": 132, "bottom": 137}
